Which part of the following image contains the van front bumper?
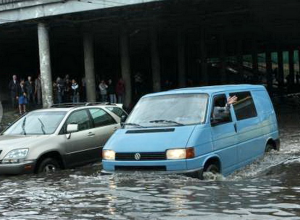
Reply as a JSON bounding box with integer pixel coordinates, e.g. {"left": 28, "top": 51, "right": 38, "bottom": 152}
{"left": 101, "top": 167, "right": 203, "bottom": 176}
{"left": 0, "top": 161, "right": 35, "bottom": 175}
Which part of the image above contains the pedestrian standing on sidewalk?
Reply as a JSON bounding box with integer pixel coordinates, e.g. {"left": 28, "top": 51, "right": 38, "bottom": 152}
{"left": 116, "top": 78, "right": 125, "bottom": 104}
{"left": 99, "top": 80, "right": 108, "bottom": 102}
{"left": 107, "top": 79, "right": 116, "bottom": 103}
{"left": 17, "top": 79, "right": 28, "bottom": 115}
{"left": 71, "top": 79, "right": 80, "bottom": 103}
{"left": 8, "top": 75, "right": 19, "bottom": 109}
{"left": 25, "top": 76, "right": 35, "bottom": 108}
{"left": 56, "top": 77, "right": 65, "bottom": 104}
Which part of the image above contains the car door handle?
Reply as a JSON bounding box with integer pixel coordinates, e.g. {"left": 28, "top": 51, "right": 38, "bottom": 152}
{"left": 87, "top": 132, "right": 95, "bottom": 137}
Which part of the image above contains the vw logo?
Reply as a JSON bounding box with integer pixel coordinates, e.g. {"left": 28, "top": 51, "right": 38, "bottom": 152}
{"left": 134, "top": 153, "right": 141, "bottom": 161}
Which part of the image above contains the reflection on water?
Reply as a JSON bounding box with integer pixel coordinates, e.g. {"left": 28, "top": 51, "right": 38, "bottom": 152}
{"left": 0, "top": 128, "right": 300, "bottom": 219}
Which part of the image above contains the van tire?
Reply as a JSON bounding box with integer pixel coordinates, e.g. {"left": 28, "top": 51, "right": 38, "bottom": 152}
{"left": 37, "top": 158, "right": 60, "bottom": 173}
{"left": 205, "top": 164, "right": 220, "bottom": 174}
{"left": 265, "top": 143, "right": 274, "bottom": 153}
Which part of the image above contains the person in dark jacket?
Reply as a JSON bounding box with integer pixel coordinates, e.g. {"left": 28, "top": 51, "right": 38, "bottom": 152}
{"left": 107, "top": 79, "right": 116, "bottom": 103}
{"left": 25, "top": 76, "right": 35, "bottom": 107}
{"left": 18, "top": 79, "right": 28, "bottom": 115}
{"left": 8, "top": 75, "right": 19, "bottom": 109}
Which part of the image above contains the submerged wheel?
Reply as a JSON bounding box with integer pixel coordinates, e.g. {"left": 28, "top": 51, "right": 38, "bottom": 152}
{"left": 37, "top": 158, "right": 60, "bottom": 173}
{"left": 265, "top": 143, "right": 274, "bottom": 153}
{"left": 205, "top": 164, "right": 220, "bottom": 174}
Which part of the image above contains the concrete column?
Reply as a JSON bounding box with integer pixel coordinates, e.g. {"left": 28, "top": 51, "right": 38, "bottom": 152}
{"left": 277, "top": 50, "right": 284, "bottom": 96}
{"left": 38, "top": 23, "right": 53, "bottom": 108}
{"left": 288, "top": 49, "right": 295, "bottom": 85}
{"left": 151, "top": 26, "right": 161, "bottom": 92}
{"left": 120, "top": 26, "right": 132, "bottom": 107}
{"left": 251, "top": 41, "right": 259, "bottom": 83}
{"left": 177, "top": 29, "right": 186, "bottom": 87}
{"left": 200, "top": 27, "right": 208, "bottom": 85}
{"left": 266, "top": 50, "right": 273, "bottom": 94}
{"left": 219, "top": 34, "right": 226, "bottom": 84}
{"left": 236, "top": 39, "right": 243, "bottom": 82}
{"left": 83, "top": 32, "right": 96, "bottom": 102}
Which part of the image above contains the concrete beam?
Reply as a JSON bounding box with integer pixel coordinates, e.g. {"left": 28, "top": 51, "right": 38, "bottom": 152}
{"left": 151, "top": 26, "right": 161, "bottom": 92}
{"left": 0, "top": 0, "right": 160, "bottom": 25}
{"left": 120, "top": 26, "right": 132, "bottom": 107}
{"left": 83, "top": 32, "right": 96, "bottom": 102}
{"left": 266, "top": 50, "right": 273, "bottom": 94}
{"left": 219, "top": 33, "right": 226, "bottom": 84}
{"left": 277, "top": 50, "right": 284, "bottom": 96}
{"left": 251, "top": 41, "right": 259, "bottom": 83}
{"left": 38, "top": 22, "right": 53, "bottom": 108}
{"left": 288, "top": 49, "right": 295, "bottom": 85}
{"left": 177, "top": 29, "right": 186, "bottom": 88}
{"left": 200, "top": 27, "right": 208, "bottom": 85}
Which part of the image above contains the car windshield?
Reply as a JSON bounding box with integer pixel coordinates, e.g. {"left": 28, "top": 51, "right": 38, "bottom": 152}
{"left": 126, "top": 93, "right": 208, "bottom": 127}
{"left": 3, "top": 111, "right": 66, "bottom": 135}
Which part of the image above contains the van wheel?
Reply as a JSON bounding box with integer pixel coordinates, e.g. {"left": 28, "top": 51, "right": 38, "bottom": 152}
{"left": 37, "top": 158, "right": 60, "bottom": 173}
{"left": 205, "top": 164, "right": 220, "bottom": 174}
{"left": 265, "top": 143, "right": 274, "bottom": 153}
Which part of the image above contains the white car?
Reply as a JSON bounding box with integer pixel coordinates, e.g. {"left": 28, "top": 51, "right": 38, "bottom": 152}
{"left": 0, "top": 103, "right": 127, "bottom": 174}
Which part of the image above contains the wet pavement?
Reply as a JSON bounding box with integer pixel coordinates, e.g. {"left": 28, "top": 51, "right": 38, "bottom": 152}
{"left": 0, "top": 105, "right": 300, "bottom": 219}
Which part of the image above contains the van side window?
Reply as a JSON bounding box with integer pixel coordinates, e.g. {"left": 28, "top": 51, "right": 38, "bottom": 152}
{"left": 211, "top": 94, "right": 232, "bottom": 125}
{"left": 229, "top": 92, "right": 257, "bottom": 120}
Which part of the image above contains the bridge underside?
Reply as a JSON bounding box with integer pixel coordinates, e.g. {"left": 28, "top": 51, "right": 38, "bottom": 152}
{"left": 0, "top": 0, "right": 300, "bottom": 106}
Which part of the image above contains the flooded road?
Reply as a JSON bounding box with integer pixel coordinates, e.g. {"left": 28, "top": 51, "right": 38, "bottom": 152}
{"left": 0, "top": 111, "right": 300, "bottom": 219}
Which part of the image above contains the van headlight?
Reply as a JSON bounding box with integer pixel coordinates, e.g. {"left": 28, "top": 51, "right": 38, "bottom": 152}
{"left": 166, "top": 148, "right": 195, "bottom": 160}
{"left": 2, "top": 149, "right": 29, "bottom": 164}
{"left": 103, "top": 150, "right": 115, "bottom": 160}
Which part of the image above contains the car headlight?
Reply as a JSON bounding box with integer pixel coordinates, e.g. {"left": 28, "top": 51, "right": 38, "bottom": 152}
{"left": 2, "top": 149, "right": 29, "bottom": 164}
{"left": 166, "top": 148, "right": 195, "bottom": 160}
{"left": 103, "top": 150, "right": 115, "bottom": 160}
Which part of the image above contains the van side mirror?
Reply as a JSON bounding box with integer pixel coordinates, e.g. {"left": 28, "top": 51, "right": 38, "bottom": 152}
{"left": 67, "top": 124, "right": 79, "bottom": 133}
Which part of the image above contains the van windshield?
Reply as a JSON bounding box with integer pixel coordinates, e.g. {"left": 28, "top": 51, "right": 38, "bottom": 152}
{"left": 126, "top": 93, "right": 208, "bottom": 127}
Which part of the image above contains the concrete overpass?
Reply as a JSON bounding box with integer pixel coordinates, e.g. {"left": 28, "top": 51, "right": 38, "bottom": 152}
{"left": 0, "top": 0, "right": 299, "bottom": 108}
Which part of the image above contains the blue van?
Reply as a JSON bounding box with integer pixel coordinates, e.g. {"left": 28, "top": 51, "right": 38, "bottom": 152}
{"left": 102, "top": 85, "right": 279, "bottom": 178}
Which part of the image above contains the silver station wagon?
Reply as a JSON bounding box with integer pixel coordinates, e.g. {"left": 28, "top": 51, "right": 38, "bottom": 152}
{"left": 0, "top": 103, "right": 127, "bottom": 175}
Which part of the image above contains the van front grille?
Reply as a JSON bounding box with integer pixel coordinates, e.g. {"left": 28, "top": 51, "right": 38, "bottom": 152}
{"left": 115, "top": 152, "right": 166, "bottom": 161}
{"left": 115, "top": 166, "right": 166, "bottom": 171}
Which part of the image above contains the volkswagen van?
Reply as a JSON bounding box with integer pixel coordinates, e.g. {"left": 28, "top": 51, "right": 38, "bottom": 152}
{"left": 102, "top": 85, "right": 279, "bottom": 178}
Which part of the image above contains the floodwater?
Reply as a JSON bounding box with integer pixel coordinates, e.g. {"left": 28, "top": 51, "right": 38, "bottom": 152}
{"left": 0, "top": 110, "right": 300, "bottom": 219}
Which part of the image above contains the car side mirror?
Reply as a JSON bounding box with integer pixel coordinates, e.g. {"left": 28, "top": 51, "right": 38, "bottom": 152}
{"left": 121, "top": 115, "right": 127, "bottom": 123}
{"left": 67, "top": 124, "right": 79, "bottom": 133}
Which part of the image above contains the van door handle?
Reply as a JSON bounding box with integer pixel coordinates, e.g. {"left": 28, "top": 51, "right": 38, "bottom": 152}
{"left": 87, "top": 132, "right": 95, "bottom": 137}
{"left": 234, "top": 123, "right": 237, "bottom": 133}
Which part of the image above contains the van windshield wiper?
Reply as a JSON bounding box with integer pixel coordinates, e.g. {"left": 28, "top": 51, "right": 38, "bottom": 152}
{"left": 22, "top": 117, "right": 27, "bottom": 135}
{"left": 123, "top": 123, "right": 145, "bottom": 128}
{"left": 149, "top": 120, "right": 184, "bottom": 126}
{"left": 38, "top": 118, "right": 46, "bottom": 135}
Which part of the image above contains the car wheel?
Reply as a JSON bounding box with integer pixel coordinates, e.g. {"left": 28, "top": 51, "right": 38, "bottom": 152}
{"left": 37, "top": 158, "right": 60, "bottom": 173}
{"left": 265, "top": 143, "right": 274, "bottom": 153}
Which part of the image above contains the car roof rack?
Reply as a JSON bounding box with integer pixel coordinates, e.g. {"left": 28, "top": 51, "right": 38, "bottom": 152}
{"left": 50, "top": 102, "right": 118, "bottom": 108}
